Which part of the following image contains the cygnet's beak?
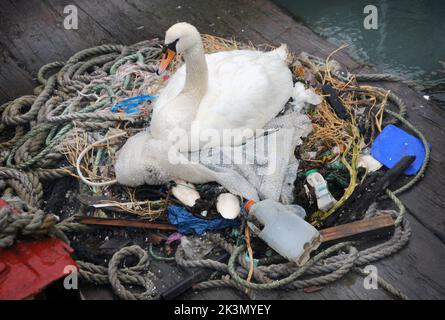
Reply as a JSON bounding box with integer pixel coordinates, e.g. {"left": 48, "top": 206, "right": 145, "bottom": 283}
{"left": 157, "top": 42, "right": 177, "bottom": 75}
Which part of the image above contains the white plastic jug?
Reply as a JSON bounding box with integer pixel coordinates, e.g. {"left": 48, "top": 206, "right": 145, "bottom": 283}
{"left": 247, "top": 199, "right": 321, "bottom": 266}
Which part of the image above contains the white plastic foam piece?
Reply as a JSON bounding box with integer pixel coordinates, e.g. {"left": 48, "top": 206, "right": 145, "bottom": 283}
{"left": 358, "top": 154, "right": 383, "bottom": 172}
{"left": 216, "top": 193, "right": 240, "bottom": 219}
{"left": 171, "top": 179, "right": 201, "bottom": 207}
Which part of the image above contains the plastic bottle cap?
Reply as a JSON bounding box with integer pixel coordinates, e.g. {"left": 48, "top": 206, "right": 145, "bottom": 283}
{"left": 244, "top": 199, "right": 255, "bottom": 211}
{"left": 304, "top": 169, "right": 318, "bottom": 177}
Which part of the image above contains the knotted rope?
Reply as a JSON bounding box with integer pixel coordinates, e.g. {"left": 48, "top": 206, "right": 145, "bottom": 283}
{"left": 77, "top": 245, "right": 157, "bottom": 300}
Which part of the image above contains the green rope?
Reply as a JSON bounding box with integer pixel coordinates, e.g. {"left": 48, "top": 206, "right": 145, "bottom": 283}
{"left": 148, "top": 243, "right": 176, "bottom": 262}
{"left": 6, "top": 85, "right": 116, "bottom": 169}
{"left": 110, "top": 52, "right": 145, "bottom": 75}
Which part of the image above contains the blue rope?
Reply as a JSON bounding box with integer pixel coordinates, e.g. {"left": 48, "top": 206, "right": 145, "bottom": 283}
{"left": 111, "top": 95, "right": 156, "bottom": 114}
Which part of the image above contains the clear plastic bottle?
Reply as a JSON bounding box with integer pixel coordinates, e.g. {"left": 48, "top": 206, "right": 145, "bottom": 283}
{"left": 246, "top": 199, "right": 321, "bottom": 266}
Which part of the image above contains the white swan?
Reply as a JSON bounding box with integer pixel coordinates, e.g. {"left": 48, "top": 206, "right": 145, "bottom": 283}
{"left": 150, "top": 22, "right": 293, "bottom": 151}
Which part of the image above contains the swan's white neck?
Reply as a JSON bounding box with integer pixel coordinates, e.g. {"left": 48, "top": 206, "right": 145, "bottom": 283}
{"left": 181, "top": 41, "right": 208, "bottom": 100}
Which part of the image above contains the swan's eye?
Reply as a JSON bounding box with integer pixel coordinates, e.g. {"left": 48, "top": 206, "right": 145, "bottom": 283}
{"left": 163, "top": 38, "right": 179, "bottom": 54}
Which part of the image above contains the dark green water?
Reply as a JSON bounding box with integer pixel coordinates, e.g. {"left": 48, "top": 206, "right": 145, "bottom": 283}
{"left": 274, "top": 0, "right": 445, "bottom": 101}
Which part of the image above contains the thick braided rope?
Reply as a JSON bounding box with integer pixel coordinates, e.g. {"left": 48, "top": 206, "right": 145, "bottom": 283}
{"left": 227, "top": 242, "right": 355, "bottom": 290}
{"left": 0, "top": 167, "right": 41, "bottom": 206}
{"left": 0, "top": 205, "right": 64, "bottom": 248}
{"left": 37, "top": 61, "right": 65, "bottom": 85}
{"left": 77, "top": 245, "right": 157, "bottom": 300}
{"left": 355, "top": 73, "right": 421, "bottom": 91}
{"left": 35, "top": 168, "right": 73, "bottom": 180}
{"left": 2, "top": 77, "right": 56, "bottom": 126}
{"left": 46, "top": 111, "right": 131, "bottom": 124}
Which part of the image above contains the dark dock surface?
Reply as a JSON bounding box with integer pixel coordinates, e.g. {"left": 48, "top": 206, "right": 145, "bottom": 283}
{"left": 1, "top": 0, "right": 444, "bottom": 299}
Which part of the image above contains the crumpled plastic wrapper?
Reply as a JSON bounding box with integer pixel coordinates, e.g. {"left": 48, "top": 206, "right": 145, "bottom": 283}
{"left": 168, "top": 205, "right": 239, "bottom": 235}
{"left": 180, "top": 234, "right": 216, "bottom": 260}
{"left": 290, "top": 82, "right": 322, "bottom": 113}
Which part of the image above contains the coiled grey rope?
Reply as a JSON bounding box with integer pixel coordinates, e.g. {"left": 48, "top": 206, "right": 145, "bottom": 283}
{"left": 78, "top": 245, "right": 157, "bottom": 300}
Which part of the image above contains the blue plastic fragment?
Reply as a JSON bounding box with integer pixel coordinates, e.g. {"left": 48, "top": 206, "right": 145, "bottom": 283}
{"left": 111, "top": 95, "right": 156, "bottom": 114}
{"left": 371, "top": 124, "right": 430, "bottom": 175}
{"left": 168, "top": 205, "right": 240, "bottom": 235}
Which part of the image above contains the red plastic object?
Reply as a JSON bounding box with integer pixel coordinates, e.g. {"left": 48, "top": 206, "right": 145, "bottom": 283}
{"left": 0, "top": 200, "right": 78, "bottom": 300}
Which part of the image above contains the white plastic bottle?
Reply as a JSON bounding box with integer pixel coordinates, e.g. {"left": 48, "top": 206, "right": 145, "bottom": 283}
{"left": 305, "top": 169, "right": 336, "bottom": 212}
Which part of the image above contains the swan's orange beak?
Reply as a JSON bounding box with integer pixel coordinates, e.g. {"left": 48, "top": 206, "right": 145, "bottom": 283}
{"left": 157, "top": 48, "right": 176, "bottom": 75}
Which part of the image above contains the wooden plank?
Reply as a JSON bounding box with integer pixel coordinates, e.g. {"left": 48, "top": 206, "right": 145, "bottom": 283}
{"left": 69, "top": 0, "right": 164, "bottom": 42}
{"left": 0, "top": 0, "right": 116, "bottom": 79}
{"left": 75, "top": 216, "right": 177, "bottom": 231}
{"left": 0, "top": 13, "right": 44, "bottom": 100}
{"left": 320, "top": 214, "right": 395, "bottom": 245}
{"left": 0, "top": 52, "right": 35, "bottom": 105}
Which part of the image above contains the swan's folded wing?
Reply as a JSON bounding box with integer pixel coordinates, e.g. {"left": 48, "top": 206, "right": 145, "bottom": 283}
{"left": 195, "top": 50, "right": 292, "bottom": 131}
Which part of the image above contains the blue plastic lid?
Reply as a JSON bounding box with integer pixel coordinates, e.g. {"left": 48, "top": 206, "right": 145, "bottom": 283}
{"left": 371, "top": 124, "right": 430, "bottom": 175}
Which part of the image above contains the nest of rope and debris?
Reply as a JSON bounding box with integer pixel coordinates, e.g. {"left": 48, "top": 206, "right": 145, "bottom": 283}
{"left": 0, "top": 35, "right": 428, "bottom": 301}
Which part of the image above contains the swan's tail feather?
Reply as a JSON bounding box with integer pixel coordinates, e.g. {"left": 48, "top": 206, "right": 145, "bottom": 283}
{"left": 267, "top": 44, "right": 289, "bottom": 61}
